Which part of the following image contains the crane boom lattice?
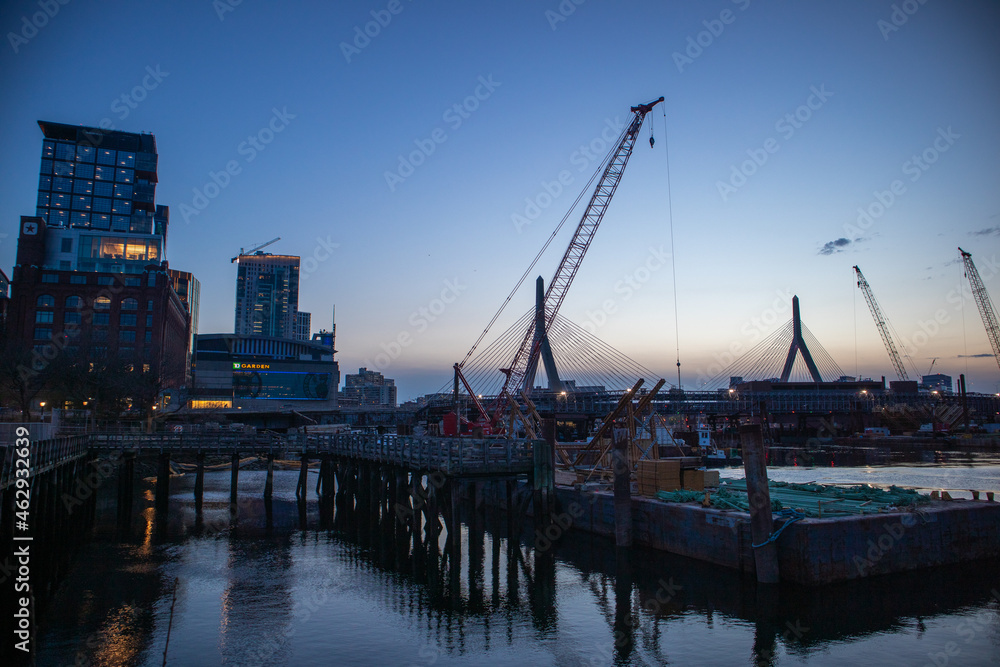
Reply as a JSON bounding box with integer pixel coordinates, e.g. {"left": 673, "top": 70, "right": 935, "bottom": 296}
{"left": 959, "top": 247, "right": 1000, "bottom": 371}
{"left": 498, "top": 97, "right": 664, "bottom": 405}
{"left": 854, "top": 265, "right": 909, "bottom": 381}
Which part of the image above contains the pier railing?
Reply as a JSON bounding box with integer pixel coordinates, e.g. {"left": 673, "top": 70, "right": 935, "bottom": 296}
{"left": 1, "top": 432, "right": 536, "bottom": 486}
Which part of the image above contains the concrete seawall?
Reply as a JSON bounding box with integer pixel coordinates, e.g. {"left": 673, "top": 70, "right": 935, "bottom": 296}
{"left": 548, "top": 486, "right": 1000, "bottom": 585}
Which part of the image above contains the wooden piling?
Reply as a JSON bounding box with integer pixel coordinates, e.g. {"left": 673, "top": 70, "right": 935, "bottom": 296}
{"left": 194, "top": 451, "right": 205, "bottom": 513}
{"left": 264, "top": 453, "right": 275, "bottom": 500}
{"left": 612, "top": 427, "right": 632, "bottom": 548}
{"left": 741, "top": 424, "right": 780, "bottom": 584}
{"left": 230, "top": 450, "right": 240, "bottom": 506}
{"left": 155, "top": 452, "right": 171, "bottom": 513}
{"left": 296, "top": 454, "right": 309, "bottom": 500}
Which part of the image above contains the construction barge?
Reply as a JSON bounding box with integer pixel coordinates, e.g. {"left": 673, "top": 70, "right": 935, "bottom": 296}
{"left": 520, "top": 420, "right": 1000, "bottom": 587}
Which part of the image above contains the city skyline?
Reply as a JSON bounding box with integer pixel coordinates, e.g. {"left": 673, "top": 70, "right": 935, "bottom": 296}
{"left": 1, "top": 0, "right": 999, "bottom": 400}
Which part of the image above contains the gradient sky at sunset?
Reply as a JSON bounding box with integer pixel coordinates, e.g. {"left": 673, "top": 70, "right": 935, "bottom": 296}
{"left": 1, "top": 0, "right": 998, "bottom": 399}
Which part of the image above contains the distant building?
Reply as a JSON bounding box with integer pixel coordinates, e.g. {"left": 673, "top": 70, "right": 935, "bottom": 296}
{"left": 169, "top": 269, "right": 200, "bottom": 383}
{"left": 295, "top": 310, "right": 311, "bottom": 341}
{"left": 234, "top": 253, "right": 300, "bottom": 339}
{"left": 191, "top": 333, "right": 339, "bottom": 410}
{"left": 922, "top": 374, "right": 953, "bottom": 393}
{"left": 343, "top": 367, "right": 396, "bottom": 407}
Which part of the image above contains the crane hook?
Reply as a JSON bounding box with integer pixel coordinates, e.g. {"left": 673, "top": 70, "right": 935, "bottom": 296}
{"left": 649, "top": 135, "right": 655, "bottom": 148}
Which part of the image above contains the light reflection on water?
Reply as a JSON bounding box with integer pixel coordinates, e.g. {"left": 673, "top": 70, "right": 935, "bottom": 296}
{"left": 34, "top": 465, "right": 1000, "bottom": 667}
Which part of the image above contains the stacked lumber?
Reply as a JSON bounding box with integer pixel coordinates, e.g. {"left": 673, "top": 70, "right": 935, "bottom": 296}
{"left": 682, "top": 468, "right": 720, "bottom": 491}
{"left": 637, "top": 460, "right": 682, "bottom": 496}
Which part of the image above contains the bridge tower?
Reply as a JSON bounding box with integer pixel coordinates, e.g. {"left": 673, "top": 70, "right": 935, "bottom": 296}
{"left": 779, "top": 296, "right": 823, "bottom": 382}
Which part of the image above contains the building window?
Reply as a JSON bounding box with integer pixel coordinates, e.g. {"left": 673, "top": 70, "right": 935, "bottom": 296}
{"left": 92, "top": 313, "right": 110, "bottom": 326}
{"left": 146, "top": 314, "right": 153, "bottom": 327}
{"left": 53, "top": 162, "right": 74, "bottom": 177}
{"left": 33, "top": 327, "right": 52, "bottom": 340}
{"left": 73, "top": 179, "right": 93, "bottom": 194}
{"left": 94, "top": 296, "right": 111, "bottom": 310}
{"left": 71, "top": 212, "right": 90, "bottom": 226}
{"left": 64, "top": 312, "right": 82, "bottom": 325}
{"left": 70, "top": 275, "right": 87, "bottom": 285}
{"left": 76, "top": 145, "right": 95, "bottom": 162}
{"left": 75, "top": 163, "right": 94, "bottom": 179}
{"left": 36, "top": 294, "right": 55, "bottom": 307}
{"left": 93, "top": 166, "right": 111, "bottom": 181}
{"left": 97, "top": 149, "right": 116, "bottom": 166}
{"left": 41, "top": 274, "right": 59, "bottom": 283}
{"left": 120, "top": 313, "right": 137, "bottom": 326}
{"left": 59, "top": 261, "right": 70, "bottom": 270}
{"left": 92, "top": 198, "right": 111, "bottom": 213}
{"left": 113, "top": 183, "right": 132, "bottom": 199}
{"left": 120, "top": 330, "right": 136, "bottom": 343}
{"left": 91, "top": 329, "right": 107, "bottom": 342}
{"left": 118, "top": 152, "right": 136, "bottom": 168}
{"left": 93, "top": 180, "right": 113, "bottom": 197}
{"left": 144, "top": 331, "right": 152, "bottom": 343}
{"left": 65, "top": 295, "right": 82, "bottom": 308}
{"left": 96, "top": 276, "right": 114, "bottom": 286}
{"left": 146, "top": 299, "right": 153, "bottom": 311}
{"left": 35, "top": 311, "right": 54, "bottom": 323}
{"left": 52, "top": 177, "right": 72, "bottom": 192}
{"left": 60, "top": 237, "right": 73, "bottom": 253}
{"left": 92, "top": 214, "right": 111, "bottom": 230}
{"left": 116, "top": 168, "right": 133, "bottom": 183}
{"left": 124, "top": 276, "right": 141, "bottom": 287}
{"left": 118, "top": 347, "right": 134, "bottom": 358}
{"left": 121, "top": 298, "right": 138, "bottom": 310}
{"left": 91, "top": 346, "right": 107, "bottom": 358}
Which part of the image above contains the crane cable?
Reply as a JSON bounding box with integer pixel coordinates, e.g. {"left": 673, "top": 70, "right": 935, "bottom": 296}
{"left": 661, "top": 106, "right": 682, "bottom": 389}
{"left": 457, "top": 121, "right": 632, "bottom": 370}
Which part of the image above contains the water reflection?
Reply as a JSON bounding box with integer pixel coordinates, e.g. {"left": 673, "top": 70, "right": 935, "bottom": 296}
{"left": 32, "top": 469, "right": 1000, "bottom": 666}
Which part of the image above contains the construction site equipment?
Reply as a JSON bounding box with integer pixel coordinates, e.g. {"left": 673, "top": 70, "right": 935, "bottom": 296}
{"left": 854, "top": 265, "right": 913, "bottom": 381}
{"left": 500, "top": 97, "right": 663, "bottom": 403}
{"left": 231, "top": 237, "right": 280, "bottom": 263}
{"left": 959, "top": 247, "right": 1000, "bottom": 372}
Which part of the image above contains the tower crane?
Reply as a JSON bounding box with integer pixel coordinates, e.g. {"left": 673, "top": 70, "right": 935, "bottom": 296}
{"left": 231, "top": 237, "right": 281, "bottom": 263}
{"left": 959, "top": 247, "right": 1000, "bottom": 372}
{"left": 494, "top": 97, "right": 664, "bottom": 419}
{"left": 854, "top": 265, "right": 912, "bottom": 381}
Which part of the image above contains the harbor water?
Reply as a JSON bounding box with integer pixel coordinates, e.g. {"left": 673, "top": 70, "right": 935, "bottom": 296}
{"left": 32, "top": 452, "right": 1000, "bottom": 667}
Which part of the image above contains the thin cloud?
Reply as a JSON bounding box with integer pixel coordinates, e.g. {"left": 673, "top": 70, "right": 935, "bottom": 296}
{"left": 957, "top": 353, "right": 995, "bottom": 358}
{"left": 970, "top": 226, "right": 1000, "bottom": 237}
{"left": 818, "top": 237, "right": 851, "bottom": 255}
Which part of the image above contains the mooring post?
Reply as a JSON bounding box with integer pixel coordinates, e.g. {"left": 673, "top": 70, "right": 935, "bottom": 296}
{"left": 264, "top": 452, "right": 275, "bottom": 500}
{"left": 155, "top": 452, "right": 171, "bottom": 514}
{"left": 612, "top": 426, "right": 633, "bottom": 548}
{"left": 194, "top": 451, "right": 205, "bottom": 513}
{"left": 741, "top": 423, "right": 780, "bottom": 584}
{"left": 230, "top": 450, "right": 240, "bottom": 506}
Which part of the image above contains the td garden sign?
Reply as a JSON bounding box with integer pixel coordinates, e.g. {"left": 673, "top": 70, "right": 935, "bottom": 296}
{"left": 233, "top": 362, "right": 270, "bottom": 371}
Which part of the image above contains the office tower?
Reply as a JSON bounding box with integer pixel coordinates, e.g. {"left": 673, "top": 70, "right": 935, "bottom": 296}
{"left": 233, "top": 253, "right": 300, "bottom": 339}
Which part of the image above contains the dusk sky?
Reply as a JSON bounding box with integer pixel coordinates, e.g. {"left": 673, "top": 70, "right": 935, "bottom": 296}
{"left": 1, "top": 0, "right": 998, "bottom": 400}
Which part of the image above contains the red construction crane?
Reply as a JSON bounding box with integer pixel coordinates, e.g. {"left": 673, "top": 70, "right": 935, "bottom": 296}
{"left": 496, "top": 97, "right": 664, "bottom": 412}
{"left": 959, "top": 247, "right": 1000, "bottom": 372}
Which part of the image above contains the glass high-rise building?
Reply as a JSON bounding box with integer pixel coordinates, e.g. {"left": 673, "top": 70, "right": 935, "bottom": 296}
{"left": 234, "top": 253, "right": 302, "bottom": 340}
{"left": 33, "top": 120, "right": 166, "bottom": 273}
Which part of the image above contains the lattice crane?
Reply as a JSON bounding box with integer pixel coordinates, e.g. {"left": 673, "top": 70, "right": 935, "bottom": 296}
{"left": 854, "top": 265, "right": 910, "bottom": 381}
{"left": 231, "top": 237, "right": 281, "bottom": 263}
{"left": 497, "top": 96, "right": 664, "bottom": 412}
{"left": 959, "top": 247, "right": 1000, "bottom": 372}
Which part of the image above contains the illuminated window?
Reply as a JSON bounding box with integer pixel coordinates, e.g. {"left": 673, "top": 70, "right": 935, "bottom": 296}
{"left": 36, "top": 294, "right": 55, "bottom": 307}
{"left": 94, "top": 296, "right": 111, "bottom": 310}
{"left": 125, "top": 243, "right": 146, "bottom": 261}
{"left": 100, "top": 238, "right": 125, "bottom": 259}
{"left": 121, "top": 298, "right": 138, "bottom": 311}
